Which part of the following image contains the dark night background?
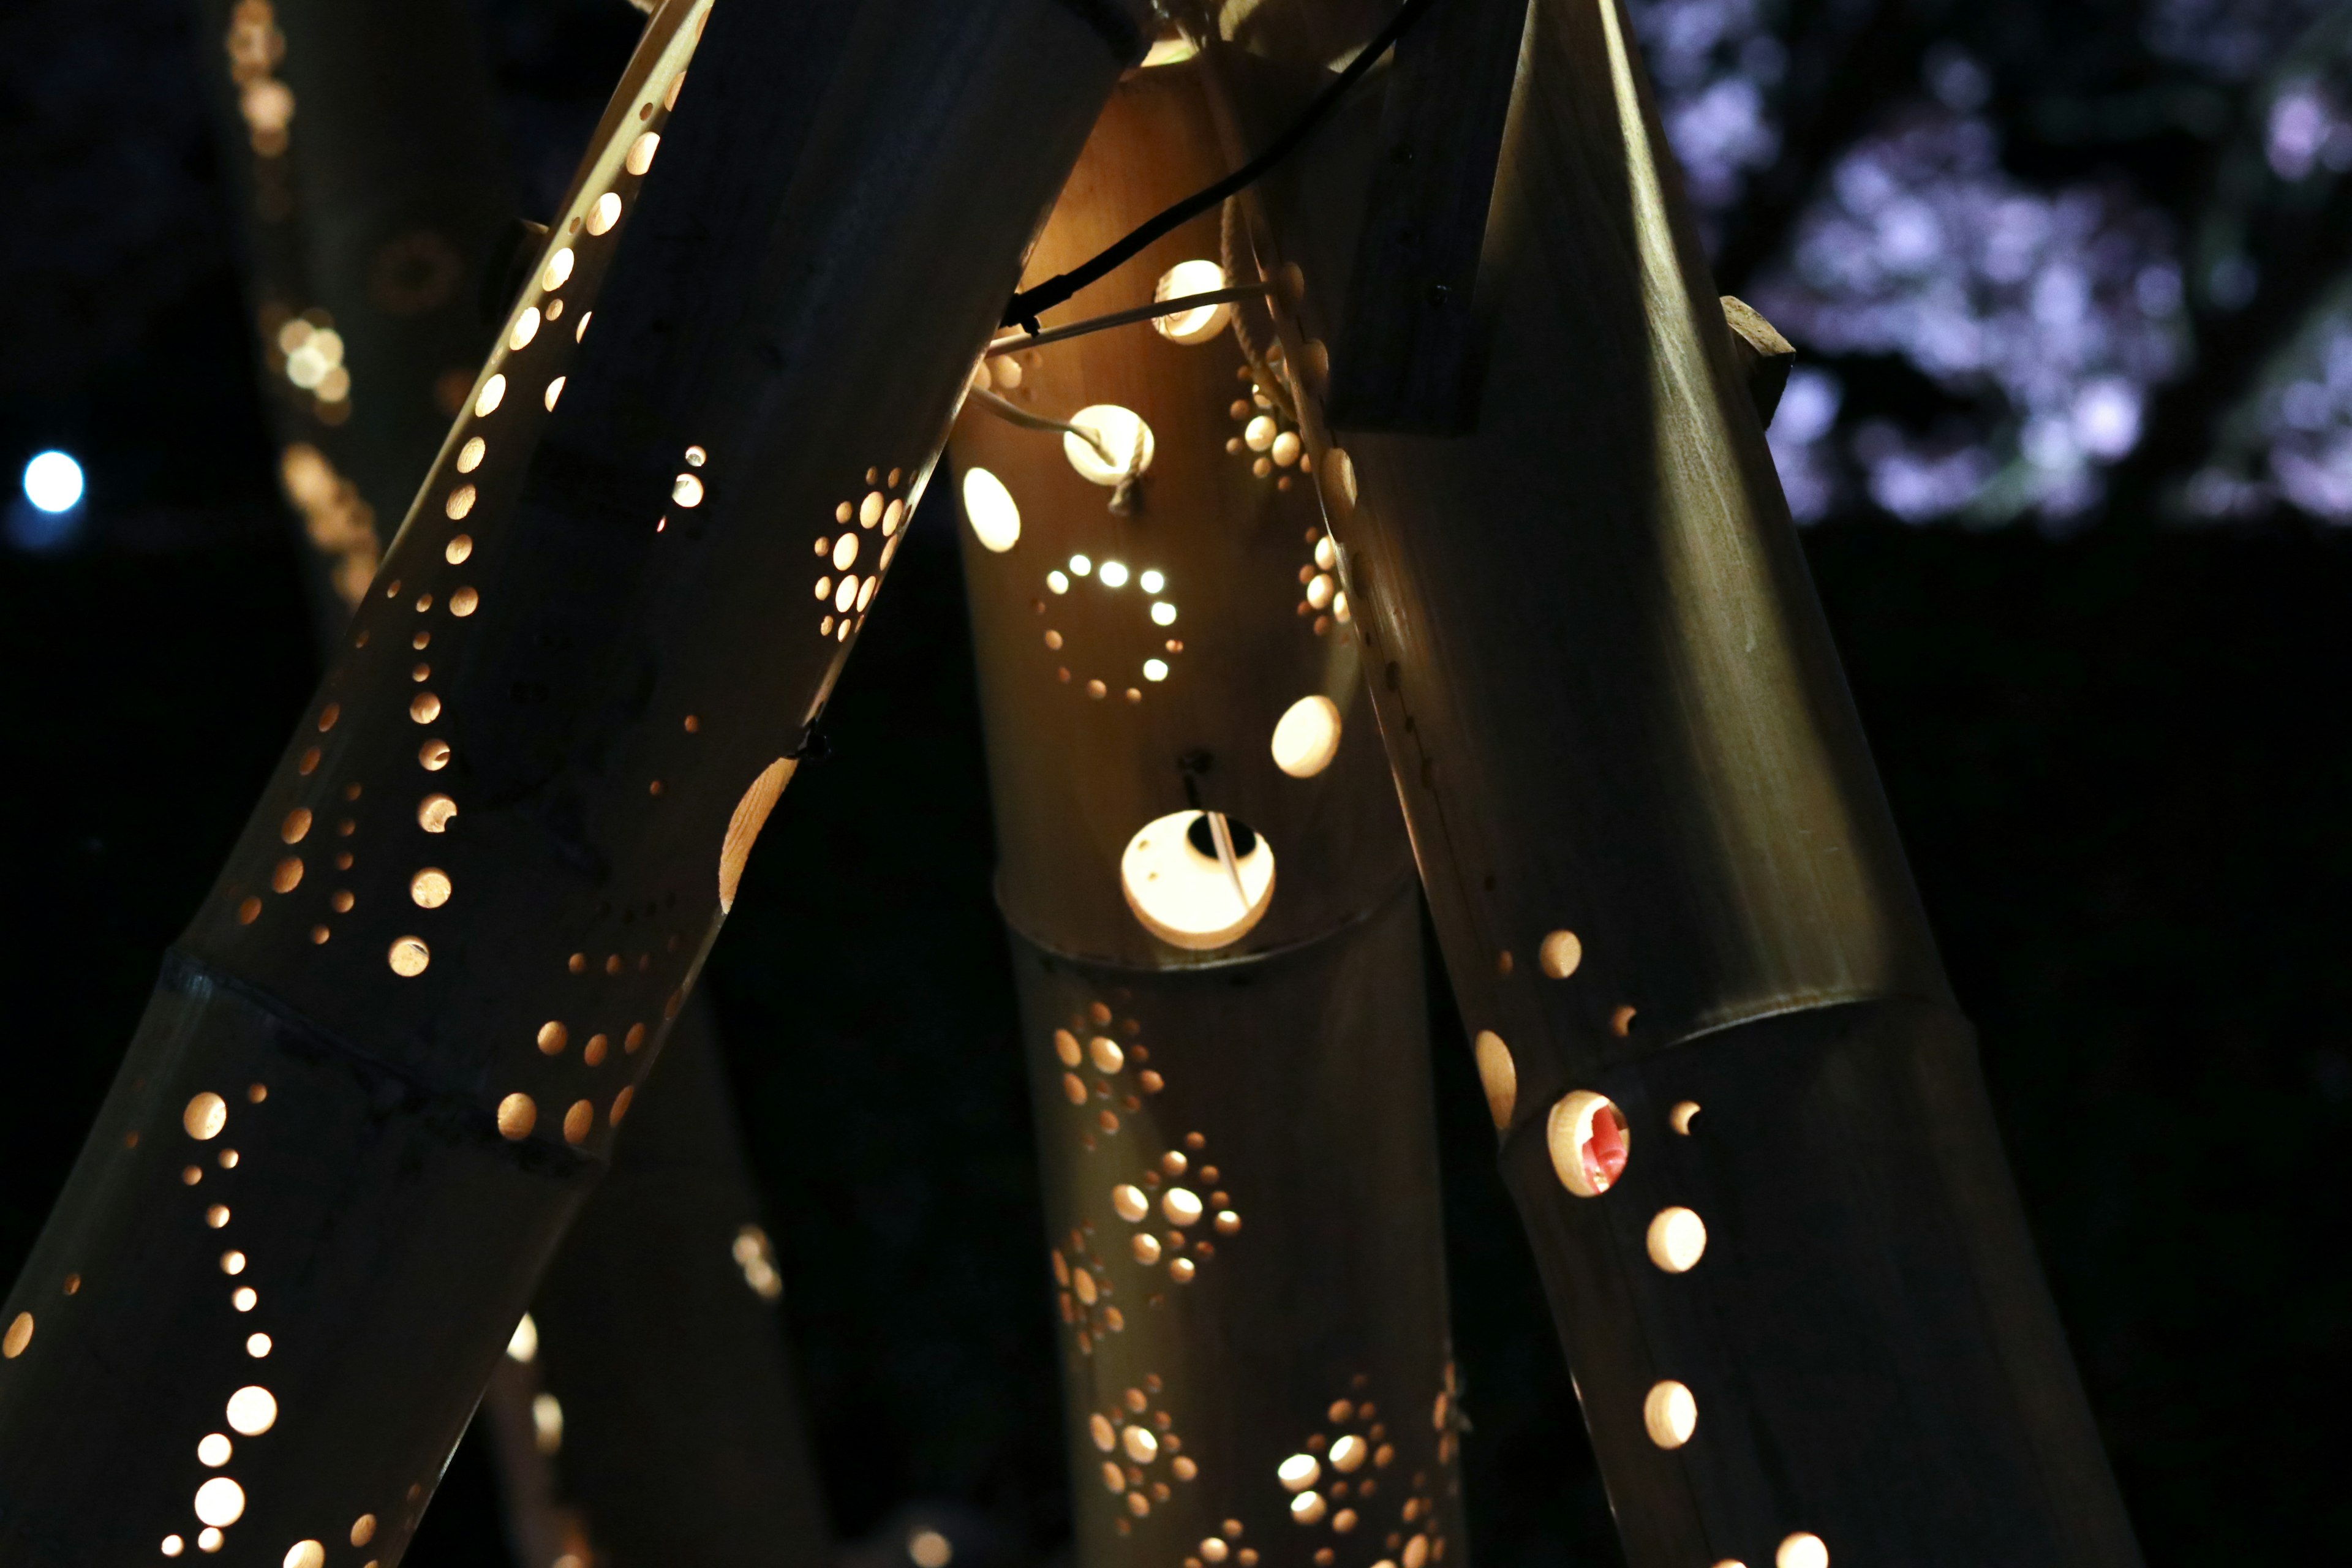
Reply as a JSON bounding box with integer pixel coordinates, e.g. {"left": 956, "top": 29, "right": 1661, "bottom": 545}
{"left": 2, "top": 1, "right": 2348, "bottom": 1566}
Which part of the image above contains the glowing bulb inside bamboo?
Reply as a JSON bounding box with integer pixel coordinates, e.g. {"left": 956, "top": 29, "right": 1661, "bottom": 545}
{"left": 1152, "top": 260, "right": 1231, "bottom": 344}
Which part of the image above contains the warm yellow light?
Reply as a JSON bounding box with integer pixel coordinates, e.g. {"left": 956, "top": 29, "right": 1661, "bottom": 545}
{"left": 1152, "top": 260, "right": 1230, "bottom": 344}
{"left": 1063, "top": 405, "right": 1154, "bottom": 486}
{"left": 962, "top": 466, "right": 1020, "bottom": 552}
{"left": 1270, "top": 695, "right": 1341, "bottom": 777}
{"left": 1120, "top": 810, "right": 1275, "bottom": 951}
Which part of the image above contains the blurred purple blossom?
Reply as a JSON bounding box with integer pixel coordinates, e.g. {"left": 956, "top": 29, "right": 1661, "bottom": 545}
{"left": 1749, "top": 107, "right": 2187, "bottom": 523}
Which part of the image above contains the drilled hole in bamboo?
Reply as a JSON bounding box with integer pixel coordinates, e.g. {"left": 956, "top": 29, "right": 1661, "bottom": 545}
{"left": 1776, "top": 1536, "right": 1828, "bottom": 1568}
{"left": 719, "top": 758, "right": 796, "bottom": 913}
{"left": 1646, "top": 1207, "right": 1707, "bottom": 1272}
{"left": 1472, "top": 1032, "right": 1515, "bottom": 1128}
{"left": 1670, "top": 1100, "right": 1701, "bottom": 1134}
{"left": 1546, "top": 1090, "right": 1629, "bottom": 1196}
{"left": 473, "top": 375, "right": 505, "bottom": 417}
{"left": 225, "top": 1385, "right": 276, "bottom": 1434}
{"left": 1643, "top": 1380, "right": 1697, "bottom": 1447}
{"left": 194, "top": 1479, "right": 245, "bottom": 1526}
{"left": 1119, "top": 810, "right": 1275, "bottom": 951}
{"left": 496, "top": 1093, "right": 536, "bottom": 1139}
{"left": 1539, "top": 929, "right": 1583, "bottom": 978}
{"left": 1064, "top": 405, "right": 1155, "bottom": 486}
{"left": 418, "top": 794, "right": 457, "bottom": 832}
{"left": 1270, "top": 695, "right": 1342, "bottom": 778}
{"left": 409, "top": 869, "right": 451, "bottom": 908}
{"left": 1152, "top": 260, "right": 1231, "bottom": 343}
{"left": 184, "top": 1093, "right": 228, "bottom": 1140}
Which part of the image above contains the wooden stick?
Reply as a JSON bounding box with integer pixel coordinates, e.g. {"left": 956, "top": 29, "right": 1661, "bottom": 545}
{"left": 1196, "top": 1, "right": 2144, "bottom": 1563}
{"left": 0, "top": 1, "right": 1148, "bottom": 1560}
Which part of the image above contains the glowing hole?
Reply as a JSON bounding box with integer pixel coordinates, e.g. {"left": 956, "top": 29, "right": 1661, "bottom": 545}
{"left": 1112, "top": 1185, "right": 1148, "bottom": 1223}
{"left": 1647, "top": 1207, "right": 1708, "bottom": 1273}
{"left": 545, "top": 376, "right": 566, "bottom": 410}
{"left": 1152, "top": 260, "right": 1231, "bottom": 344}
{"left": 1119, "top": 811, "right": 1276, "bottom": 952}
{"left": 474, "top": 375, "right": 506, "bottom": 417}
{"left": 1047, "top": 571, "right": 1069, "bottom": 594}
{"left": 1144, "top": 658, "right": 1169, "bottom": 682}
{"left": 1063, "top": 405, "right": 1155, "bottom": 487}
{"left": 225, "top": 1386, "right": 276, "bottom": 1434}
{"left": 193, "top": 1479, "right": 245, "bottom": 1528}
{"left": 625, "top": 130, "right": 660, "bottom": 175}
{"left": 674, "top": 473, "right": 704, "bottom": 507}
{"left": 1278, "top": 1453, "right": 1321, "bottom": 1492}
{"left": 1776, "top": 1534, "right": 1828, "bottom": 1568}
{"left": 1472, "top": 1031, "right": 1516, "bottom": 1128}
{"left": 1099, "top": 560, "right": 1129, "bottom": 589}
{"left": 1162, "top": 1188, "right": 1203, "bottom": 1226}
{"left": 497, "top": 1093, "right": 536, "bottom": 1139}
{"left": 957, "top": 466, "right": 1022, "bottom": 552}
{"left": 541, "top": 249, "right": 574, "bottom": 291}
{"left": 1539, "top": 929, "right": 1583, "bottom": 979}
{"left": 1639, "top": 1379, "right": 1697, "bottom": 1447}
{"left": 1330, "top": 1435, "right": 1367, "bottom": 1472}
{"left": 184, "top": 1093, "right": 227, "bottom": 1140}
{"left": 410, "top": 868, "right": 451, "bottom": 908}
{"left": 586, "top": 192, "right": 622, "bottom": 235}
{"left": 1270, "top": 695, "right": 1342, "bottom": 778}
{"left": 418, "top": 794, "right": 457, "bottom": 832}
{"left": 388, "top": 937, "right": 430, "bottom": 976}
{"left": 1547, "top": 1090, "right": 1629, "bottom": 1196}
{"left": 507, "top": 307, "right": 540, "bottom": 352}
{"left": 1151, "top": 601, "right": 1177, "bottom": 625}
{"left": 1670, "top": 1100, "right": 1701, "bottom": 1134}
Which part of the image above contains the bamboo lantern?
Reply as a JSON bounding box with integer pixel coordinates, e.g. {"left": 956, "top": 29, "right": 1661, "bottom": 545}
{"left": 1182, "top": 2, "right": 2145, "bottom": 1565}
{"left": 200, "top": 0, "right": 512, "bottom": 622}
{"left": 951, "top": 56, "right": 1466, "bottom": 1568}
{"left": 481, "top": 999, "right": 828, "bottom": 1568}
{"left": 0, "top": 1, "right": 1150, "bottom": 1561}
{"left": 194, "top": 5, "right": 834, "bottom": 1562}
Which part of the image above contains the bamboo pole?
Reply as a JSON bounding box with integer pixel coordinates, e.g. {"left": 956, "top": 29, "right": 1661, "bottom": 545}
{"left": 951, "top": 61, "right": 1466, "bottom": 1568}
{"left": 0, "top": 2, "right": 1150, "bottom": 1561}
{"left": 198, "top": 0, "right": 511, "bottom": 627}
{"left": 1185, "top": 2, "right": 2146, "bottom": 1564}
{"left": 192, "top": 6, "right": 834, "bottom": 1561}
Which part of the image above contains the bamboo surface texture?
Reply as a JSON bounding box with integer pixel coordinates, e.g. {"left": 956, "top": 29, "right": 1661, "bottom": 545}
{"left": 0, "top": 0, "right": 1148, "bottom": 1561}
{"left": 194, "top": 7, "right": 835, "bottom": 1560}
{"left": 954, "top": 63, "right": 1465, "bottom": 1568}
{"left": 1186, "top": 1, "right": 2146, "bottom": 1564}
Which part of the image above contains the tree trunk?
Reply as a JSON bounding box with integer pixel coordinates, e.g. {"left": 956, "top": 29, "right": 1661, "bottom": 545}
{"left": 951, "top": 62, "right": 1466, "bottom": 1568}
{"left": 0, "top": 2, "right": 1148, "bottom": 1562}
{"left": 1189, "top": 2, "right": 2145, "bottom": 1564}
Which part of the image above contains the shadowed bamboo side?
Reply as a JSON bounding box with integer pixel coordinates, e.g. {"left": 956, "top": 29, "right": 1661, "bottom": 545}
{"left": 1189, "top": 2, "right": 2144, "bottom": 1565}
{"left": 0, "top": 1, "right": 1148, "bottom": 1562}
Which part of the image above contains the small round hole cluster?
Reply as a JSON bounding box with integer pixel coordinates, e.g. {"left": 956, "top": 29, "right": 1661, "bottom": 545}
{"left": 1085, "top": 1375, "right": 1197, "bottom": 1532}
{"left": 1293, "top": 526, "right": 1352, "bottom": 638}
{"left": 810, "top": 465, "right": 914, "bottom": 643}
{"left": 1225, "top": 358, "right": 1307, "bottom": 490}
{"left": 1269, "top": 1366, "right": 1460, "bottom": 1568}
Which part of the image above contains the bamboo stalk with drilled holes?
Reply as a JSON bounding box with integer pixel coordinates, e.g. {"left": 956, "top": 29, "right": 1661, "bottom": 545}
{"left": 196, "top": 0, "right": 513, "bottom": 627}
{"left": 951, "top": 59, "right": 1468, "bottom": 1568}
{"left": 194, "top": 6, "right": 837, "bottom": 1562}
{"left": 0, "top": 1, "right": 1150, "bottom": 1561}
{"left": 1184, "top": 1, "right": 2146, "bottom": 1564}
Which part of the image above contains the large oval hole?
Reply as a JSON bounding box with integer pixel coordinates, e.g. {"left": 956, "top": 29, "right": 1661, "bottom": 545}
{"left": 1120, "top": 810, "right": 1275, "bottom": 951}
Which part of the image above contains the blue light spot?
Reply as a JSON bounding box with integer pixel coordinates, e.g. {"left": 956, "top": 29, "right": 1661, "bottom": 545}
{"left": 22, "top": 451, "right": 85, "bottom": 514}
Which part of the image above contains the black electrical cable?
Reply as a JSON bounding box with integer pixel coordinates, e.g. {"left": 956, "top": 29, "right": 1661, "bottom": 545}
{"left": 998, "top": 0, "right": 1441, "bottom": 331}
